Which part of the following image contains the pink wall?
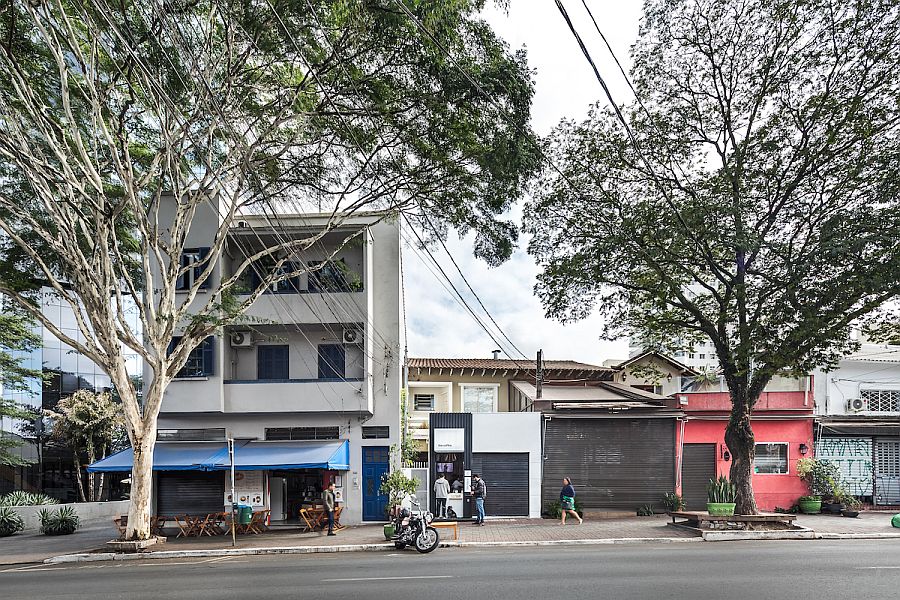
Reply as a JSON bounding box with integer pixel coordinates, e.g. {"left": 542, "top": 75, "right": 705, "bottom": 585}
{"left": 681, "top": 391, "right": 811, "bottom": 412}
{"left": 678, "top": 419, "right": 814, "bottom": 511}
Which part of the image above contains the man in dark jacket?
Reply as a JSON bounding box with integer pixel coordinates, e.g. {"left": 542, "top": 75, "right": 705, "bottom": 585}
{"left": 323, "top": 482, "right": 337, "bottom": 536}
{"left": 471, "top": 474, "right": 486, "bottom": 526}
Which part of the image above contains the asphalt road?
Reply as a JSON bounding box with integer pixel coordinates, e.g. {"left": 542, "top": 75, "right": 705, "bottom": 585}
{"left": 3, "top": 540, "right": 900, "bottom": 600}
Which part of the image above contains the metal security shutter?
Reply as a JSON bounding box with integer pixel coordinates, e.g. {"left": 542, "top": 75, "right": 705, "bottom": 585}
{"left": 682, "top": 444, "right": 716, "bottom": 510}
{"left": 471, "top": 453, "right": 529, "bottom": 516}
{"left": 156, "top": 472, "right": 225, "bottom": 515}
{"left": 875, "top": 439, "right": 900, "bottom": 505}
{"left": 542, "top": 418, "right": 675, "bottom": 510}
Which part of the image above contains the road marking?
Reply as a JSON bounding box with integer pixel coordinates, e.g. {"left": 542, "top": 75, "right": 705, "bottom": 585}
{"left": 1, "top": 566, "right": 67, "bottom": 573}
{"left": 322, "top": 575, "right": 455, "bottom": 583}
{"left": 139, "top": 557, "right": 233, "bottom": 567}
{"left": 857, "top": 566, "right": 900, "bottom": 570}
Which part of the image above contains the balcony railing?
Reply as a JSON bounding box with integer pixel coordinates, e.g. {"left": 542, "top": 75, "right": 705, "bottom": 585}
{"left": 223, "top": 378, "right": 368, "bottom": 413}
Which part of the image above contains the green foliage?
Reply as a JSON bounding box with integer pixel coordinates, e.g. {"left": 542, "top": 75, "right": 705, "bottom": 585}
{"left": 637, "top": 504, "right": 655, "bottom": 516}
{"left": 0, "top": 506, "right": 25, "bottom": 537}
{"left": 797, "top": 458, "right": 843, "bottom": 499}
{"left": 399, "top": 390, "right": 417, "bottom": 467}
{"left": 38, "top": 506, "right": 79, "bottom": 536}
{"left": 662, "top": 492, "right": 685, "bottom": 512}
{"left": 798, "top": 495, "right": 820, "bottom": 502}
{"left": 707, "top": 476, "right": 736, "bottom": 504}
{"left": 545, "top": 498, "right": 584, "bottom": 519}
{"left": 379, "top": 469, "right": 419, "bottom": 511}
{"left": 526, "top": 0, "right": 900, "bottom": 514}
{"left": 0, "top": 491, "right": 59, "bottom": 507}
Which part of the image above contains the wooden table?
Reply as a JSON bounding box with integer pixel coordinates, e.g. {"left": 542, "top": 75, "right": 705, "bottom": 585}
{"left": 431, "top": 521, "right": 459, "bottom": 540}
{"left": 668, "top": 511, "right": 798, "bottom": 530}
{"left": 299, "top": 507, "right": 326, "bottom": 532}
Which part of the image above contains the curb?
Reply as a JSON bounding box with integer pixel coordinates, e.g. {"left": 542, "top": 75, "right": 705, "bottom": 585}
{"left": 815, "top": 533, "right": 900, "bottom": 540}
{"left": 44, "top": 537, "right": 700, "bottom": 564}
{"left": 702, "top": 527, "right": 816, "bottom": 542}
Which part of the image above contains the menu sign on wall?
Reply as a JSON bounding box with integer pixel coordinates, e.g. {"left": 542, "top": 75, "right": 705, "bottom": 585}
{"left": 225, "top": 471, "right": 265, "bottom": 507}
{"left": 433, "top": 428, "right": 465, "bottom": 452}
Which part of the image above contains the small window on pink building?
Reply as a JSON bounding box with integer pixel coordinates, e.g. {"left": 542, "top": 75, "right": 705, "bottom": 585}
{"left": 754, "top": 443, "right": 788, "bottom": 474}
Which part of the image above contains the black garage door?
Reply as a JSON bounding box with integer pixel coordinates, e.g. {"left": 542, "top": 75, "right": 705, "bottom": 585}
{"left": 542, "top": 418, "right": 675, "bottom": 510}
{"left": 471, "top": 452, "right": 529, "bottom": 516}
{"left": 157, "top": 472, "right": 225, "bottom": 516}
{"left": 682, "top": 443, "right": 716, "bottom": 510}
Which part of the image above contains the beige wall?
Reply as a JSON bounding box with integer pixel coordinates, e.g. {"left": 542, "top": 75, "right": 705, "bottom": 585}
{"left": 408, "top": 372, "right": 512, "bottom": 413}
{"left": 613, "top": 355, "right": 684, "bottom": 397}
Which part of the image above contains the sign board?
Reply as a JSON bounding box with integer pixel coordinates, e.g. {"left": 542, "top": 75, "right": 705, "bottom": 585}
{"left": 334, "top": 487, "right": 344, "bottom": 503}
{"left": 433, "top": 428, "right": 465, "bottom": 452}
{"left": 817, "top": 437, "right": 873, "bottom": 496}
{"left": 225, "top": 470, "right": 265, "bottom": 507}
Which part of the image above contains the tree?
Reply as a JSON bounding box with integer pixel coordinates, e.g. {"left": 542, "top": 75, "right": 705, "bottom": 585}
{"left": 0, "top": 306, "right": 41, "bottom": 467}
{"left": 45, "top": 390, "right": 125, "bottom": 502}
{"left": 0, "top": 1, "right": 538, "bottom": 538}
{"left": 527, "top": 0, "right": 900, "bottom": 514}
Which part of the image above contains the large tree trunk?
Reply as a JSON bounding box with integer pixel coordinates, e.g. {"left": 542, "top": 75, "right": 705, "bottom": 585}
{"left": 72, "top": 449, "right": 87, "bottom": 503}
{"left": 126, "top": 435, "right": 154, "bottom": 540}
{"left": 724, "top": 394, "right": 758, "bottom": 515}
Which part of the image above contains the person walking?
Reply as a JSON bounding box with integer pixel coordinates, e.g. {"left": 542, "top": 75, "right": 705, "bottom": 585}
{"left": 559, "top": 477, "right": 583, "bottom": 525}
{"left": 433, "top": 474, "right": 450, "bottom": 518}
{"left": 471, "top": 473, "right": 487, "bottom": 526}
{"left": 323, "top": 482, "right": 337, "bottom": 536}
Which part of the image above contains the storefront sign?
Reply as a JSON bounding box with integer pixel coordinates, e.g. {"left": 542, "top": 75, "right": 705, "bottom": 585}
{"left": 225, "top": 470, "right": 265, "bottom": 507}
{"left": 434, "top": 428, "right": 465, "bottom": 452}
{"left": 817, "top": 437, "right": 873, "bottom": 495}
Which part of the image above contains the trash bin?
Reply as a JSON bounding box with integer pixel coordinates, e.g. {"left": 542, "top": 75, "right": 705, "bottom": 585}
{"left": 892, "top": 513, "right": 900, "bottom": 529}
{"left": 238, "top": 505, "right": 253, "bottom": 525}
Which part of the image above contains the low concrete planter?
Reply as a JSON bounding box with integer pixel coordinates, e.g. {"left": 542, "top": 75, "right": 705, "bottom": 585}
{"left": 105, "top": 536, "right": 165, "bottom": 553}
{"left": 10, "top": 500, "right": 130, "bottom": 532}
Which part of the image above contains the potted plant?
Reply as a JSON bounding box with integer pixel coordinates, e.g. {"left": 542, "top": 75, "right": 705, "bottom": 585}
{"left": 797, "top": 458, "right": 842, "bottom": 509}
{"left": 706, "top": 476, "right": 736, "bottom": 516}
{"left": 662, "top": 492, "right": 685, "bottom": 512}
{"left": 379, "top": 469, "right": 418, "bottom": 540}
{"left": 798, "top": 495, "right": 822, "bottom": 514}
{"left": 841, "top": 496, "right": 862, "bottom": 518}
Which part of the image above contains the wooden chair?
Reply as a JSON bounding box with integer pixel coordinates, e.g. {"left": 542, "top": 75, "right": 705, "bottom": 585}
{"left": 299, "top": 508, "right": 318, "bottom": 533}
{"left": 332, "top": 506, "right": 345, "bottom": 530}
{"left": 174, "top": 514, "right": 200, "bottom": 538}
{"left": 244, "top": 511, "right": 268, "bottom": 534}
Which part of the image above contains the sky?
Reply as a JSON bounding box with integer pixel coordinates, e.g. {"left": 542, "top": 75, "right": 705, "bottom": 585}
{"left": 403, "top": 1, "right": 643, "bottom": 365}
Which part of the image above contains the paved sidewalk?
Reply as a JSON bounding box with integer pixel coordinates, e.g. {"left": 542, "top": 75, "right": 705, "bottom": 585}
{"left": 0, "top": 522, "right": 119, "bottom": 566}
{"left": 795, "top": 511, "right": 900, "bottom": 535}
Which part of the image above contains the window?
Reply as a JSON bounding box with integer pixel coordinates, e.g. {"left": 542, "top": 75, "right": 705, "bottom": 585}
{"left": 307, "top": 259, "right": 360, "bottom": 293}
{"left": 362, "top": 426, "right": 390, "bottom": 439}
{"left": 257, "top": 345, "right": 289, "bottom": 380}
{"left": 860, "top": 389, "right": 900, "bottom": 413}
{"left": 175, "top": 248, "right": 211, "bottom": 291}
{"left": 168, "top": 336, "right": 215, "bottom": 378}
{"left": 265, "top": 427, "right": 340, "bottom": 441}
{"left": 317, "top": 344, "right": 345, "bottom": 379}
{"left": 754, "top": 443, "right": 788, "bottom": 474}
{"left": 689, "top": 353, "right": 696, "bottom": 359}
{"left": 413, "top": 394, "right": 435, "bottom": 411}
{"left": 461, "top": 384, "right": 498, "bottom": 413}
{"left": 158, "top": 428, "right": 226, "bottom": 442}
{"left": 699, "top": 354, "right": 706, "bottom": 360}
{"left": 247, "top": 260, "right": 301, "bottom": 294}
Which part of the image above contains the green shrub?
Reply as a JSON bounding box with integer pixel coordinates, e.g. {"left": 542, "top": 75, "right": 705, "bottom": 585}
{"left": 707, "top": 476, "right": 736, "bottom": 503}
{"left": 662, "top": 492, "right": 685, "bottom": 511}
{"left": 545, "top": 498, "right": 584, "bottom": 519}
{"left": 637, "top": 504, "right": 655, "bottom": 516}
{"left": 796, "top": 458, "right": 843, "bottom": 499}
{"left": 39, "top": 506, "right": 79, "bottom": 536}
{"left": 0, "top": 506, "right": 26, "bottom": 537}
{"left": 0, "top": 491, "right": 59, "bottom": 507}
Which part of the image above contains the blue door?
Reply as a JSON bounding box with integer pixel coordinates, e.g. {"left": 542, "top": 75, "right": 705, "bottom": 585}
{"left": 362, "top": 446, "right": 390, "bottom": 521}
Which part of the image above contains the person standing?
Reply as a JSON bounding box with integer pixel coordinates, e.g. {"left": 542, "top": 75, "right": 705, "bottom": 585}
{"left": 323, "top": 482, "right": 337, "bottom": 536}
{"left": 433, "top": 474, "right": 450, "bottom": 518}
{"left": 559, "top": 477, "right": 583, "bottom": 525}
{"left": 471, "top": 473, "right": 487, "bottom": 526}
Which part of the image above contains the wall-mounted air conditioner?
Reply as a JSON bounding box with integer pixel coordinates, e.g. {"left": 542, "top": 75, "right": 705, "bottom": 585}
{"left": 847, "top": 398, "right": 867, "bottom": 412}
{"left": 230, "top": 331, "right": 255, "bottom": 348}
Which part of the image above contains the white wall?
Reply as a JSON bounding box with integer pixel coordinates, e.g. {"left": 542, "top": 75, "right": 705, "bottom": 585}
{"left": 10, "top": 500, "right": 130, "bottom": 532}
{"left": 815, "top": 354, "right": 900, "bottom": 415}
{"left": 471, "top": 412, "right": 542, "bottom": 518}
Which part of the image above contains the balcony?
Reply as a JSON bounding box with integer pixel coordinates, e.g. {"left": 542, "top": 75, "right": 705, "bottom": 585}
{"left": 680, "top": 390, "right": 812, "bottom": 412}
{"left": 237, "top": 291, "right": 367, "bottom": 324}
{"left": 223, "top": 378, "right": 369, "bottom": 414}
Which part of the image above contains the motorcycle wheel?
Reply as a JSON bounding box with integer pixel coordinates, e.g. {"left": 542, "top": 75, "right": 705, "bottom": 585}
{"left": 394, "top": 541, "right": 407, "bottom": 550}
{"left": 414, "top": 527, "right": 440, "bottom": 554}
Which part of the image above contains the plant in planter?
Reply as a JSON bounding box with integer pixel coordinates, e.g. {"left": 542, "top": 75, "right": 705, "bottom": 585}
{"left": 662, "top": 492, "right": 685, "bottom": 512}
{"left": 0, "top": 506, "right": 26, "bottom": 537}
{"left": 545, "top": 498, "right": 584, "bottom": 519}
{"left": 38, "top": 506, "right": 80, "bottom": 536}
{"left": 0, "top": 491, "right": 59, "bottom": 506}
{"left": 798, "top": 495, "right": 822, "bottom": 514}
{"left": 706, "top": 476, "right": 736, "bottom": 516}
{"left": 796, "top": 458, "right": 842, "bottom": 501}
{"left": 841, "top": 496, "right": 862, "bottom": 518}
{"left": 379, "top": 469, "right": 418, "bottom": 540}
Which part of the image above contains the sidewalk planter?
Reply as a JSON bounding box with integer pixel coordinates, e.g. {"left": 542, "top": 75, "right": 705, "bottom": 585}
{"left": 383, "top": 524, "right": 395, "bottom": 540}
{"left": 841, "top": 510, "right": 859, "bottom": 518}
{"left": 706, "top": 503, "right": 736, "bottom": 517}
{"left": 798, "top": 497, "right": 822, "bottom": 514}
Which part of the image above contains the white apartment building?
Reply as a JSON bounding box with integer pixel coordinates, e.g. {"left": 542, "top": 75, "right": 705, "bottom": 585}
{"left": 814, "top": 344, "right": 900, "bottom": 505}
{"left": 92, "top": 199, "right": 404, "bottom": 524}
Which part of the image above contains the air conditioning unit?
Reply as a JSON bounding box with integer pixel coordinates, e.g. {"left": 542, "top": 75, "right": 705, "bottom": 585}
{"left": 230, "top": 331, "right": 254, "bottom": 348}
{"left": 847, "top": 398, "right": 867, "bottom": 412}
{"left": 342, "top": 327, "right": 362, "bottom": 345}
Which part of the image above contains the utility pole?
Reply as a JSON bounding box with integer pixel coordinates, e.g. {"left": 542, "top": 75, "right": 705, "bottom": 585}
{"left": 229, "top": 438, "right": 236, "bottom": 547}
{"left": 536, "top": 349, "right": 544, "bottom": 400}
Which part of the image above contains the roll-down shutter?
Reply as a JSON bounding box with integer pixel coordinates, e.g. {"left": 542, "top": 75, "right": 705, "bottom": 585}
{"left": 682, "top": 443, "right": 717, "bottom": 511}
{"left": 542, "top": 418, "right": 675, "bottom": 510}
{"left": 471, "top": 453, "right": 529, "bottom": 516}
{"left": 156, "top": 472, "right": 225, "bottom": 515}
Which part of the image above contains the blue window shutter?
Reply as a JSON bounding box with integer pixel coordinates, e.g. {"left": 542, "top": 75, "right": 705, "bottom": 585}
{"left": 196, "top": 247, "right": 211, "bottom": 289}
{"left": 202, "top": 336, "right": 215, "bottom": 376}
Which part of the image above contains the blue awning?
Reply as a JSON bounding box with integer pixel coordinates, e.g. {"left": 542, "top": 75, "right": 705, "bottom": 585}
{"left": 219, "top": 440, "right": 350, "bottom": 471}
{"left": 87, "top": 440, "right": 349, "bottom": 472}
{"left": 86, "top": 443, "right": 227, "bottom": 473}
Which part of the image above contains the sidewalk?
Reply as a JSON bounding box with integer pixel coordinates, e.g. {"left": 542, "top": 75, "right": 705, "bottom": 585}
{"left": 0, "top": 522, "right": 119, "bottom": 566}
{"left": 794, "top": 511, "right": 900, "bottom": 536}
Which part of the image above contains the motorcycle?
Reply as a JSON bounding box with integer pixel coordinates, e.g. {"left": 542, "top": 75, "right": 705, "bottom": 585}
{"left": 390, "top": 495, "right": 440, "bottom": 553}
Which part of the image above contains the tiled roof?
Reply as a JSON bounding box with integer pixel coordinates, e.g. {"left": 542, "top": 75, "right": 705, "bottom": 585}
{"left": 407, "top": 358, "right": 612, "bottom": 371}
